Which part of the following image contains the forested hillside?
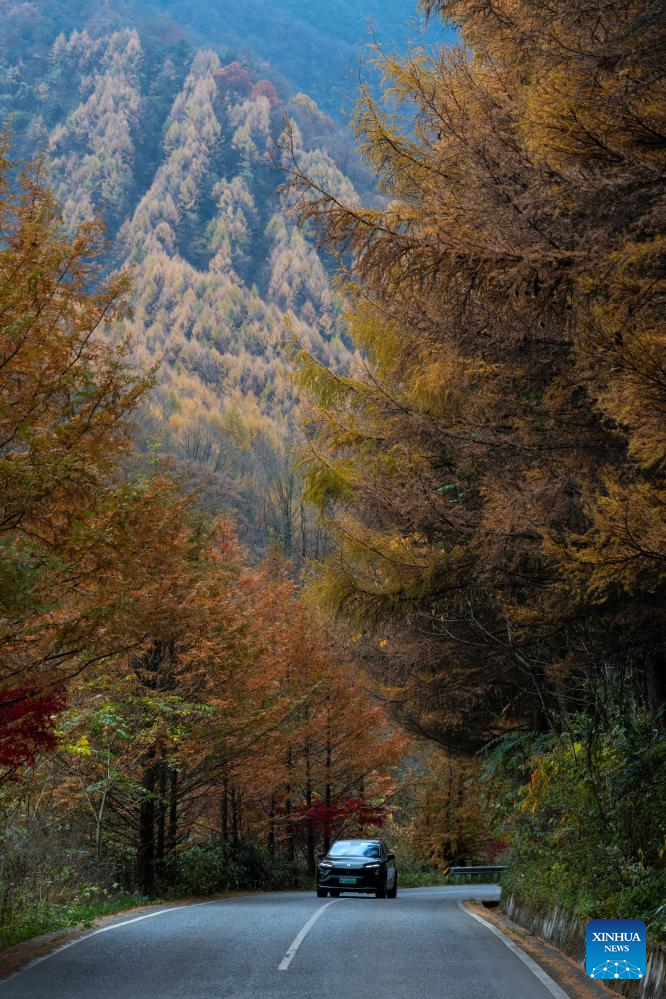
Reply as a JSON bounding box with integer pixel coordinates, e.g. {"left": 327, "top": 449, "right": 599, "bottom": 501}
{"left": 0, "top": 1, "right": 449, "bottom": 550}
{"left": 1, "top": 14, "right": 369, "bottom": 549}
{"left": 154, "top": 0, "right": 448, "bottom": 113}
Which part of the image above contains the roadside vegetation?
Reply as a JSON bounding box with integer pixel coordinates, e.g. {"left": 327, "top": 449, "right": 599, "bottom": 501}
{"left": 495, "top": 712, "right": 666, "bottom": 940}
{"left": 0, "top": 838, "right": 310, "bottom": 949}
{"left": 0, "top": 891, "right": 149, "bottom": 951}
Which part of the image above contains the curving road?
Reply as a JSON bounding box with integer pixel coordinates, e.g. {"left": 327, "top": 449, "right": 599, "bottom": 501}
{"left": 1, "top": 886, "right": 566, "bottom": 999}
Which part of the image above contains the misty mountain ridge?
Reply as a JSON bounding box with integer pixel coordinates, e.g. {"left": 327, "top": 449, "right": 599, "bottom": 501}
{"left": 2, "top": 0, "right": 450, "bottom": 116}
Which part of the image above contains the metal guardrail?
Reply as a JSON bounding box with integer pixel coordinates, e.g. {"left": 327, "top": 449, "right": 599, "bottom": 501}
{"left": 451, "top": 865, "right": 507, "bottom": 875}
{"left": 449, "top": 865, "right": 506, "bottom": 878}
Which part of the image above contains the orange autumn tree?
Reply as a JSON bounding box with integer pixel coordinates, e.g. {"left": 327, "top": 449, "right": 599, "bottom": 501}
{"left": 43, "top": 535, "right": 403, "bottom": 893}
{"left": 187, "top": 556, "right": 405, "bottom": 875}
{"left": 404, "top": 750, "right": 498, "bottom": 870}
{"left": 0, "top": 147, "right": 146, "bottom": 768}
{"left": 289, "top": 0, "right": 666, "bottom": 752}
{"left": 0, "top": 146, "right": 224, "bottom": 779}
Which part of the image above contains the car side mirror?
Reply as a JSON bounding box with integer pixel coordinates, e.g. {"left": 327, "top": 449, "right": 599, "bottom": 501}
{"left": 387, "top": 853, "right": 395, "bottom": 861}
{"left": 317, "top": 852, "right": 325, "bottom": 861}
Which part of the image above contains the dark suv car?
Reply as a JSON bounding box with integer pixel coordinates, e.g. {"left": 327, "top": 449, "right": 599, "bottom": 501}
{"left": 316, "top": 838, "right": 398, "bottom": 898}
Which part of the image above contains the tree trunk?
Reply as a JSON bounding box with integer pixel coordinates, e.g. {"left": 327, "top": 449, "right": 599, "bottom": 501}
{"left": 220, "top": 776, "right": 229, "bottom": 842}
{"left": 167, "top": 767, "right": 178, "bottom": 854}
{"left": 300, "top": 501, "right": 308, "bottom": 560}
{"left": 155, "top": 761, "right": 167, "bottom": 880}
{"left": 267, "top": 794, "right": 275, "bottom": 857}
{"left": 137, "top": 759, "right": 156, "bottom": 894}
{"left": 324, "top": 717, "right": 332, "bottom": 852}
{"left": 231, "top": 787, "right": 239, "bottom": 846}
{"left": 304, "top": 740, "right": 315, "bottom": 875}
{"left": 284, "top": 747, "right": 295, "bottom": 862}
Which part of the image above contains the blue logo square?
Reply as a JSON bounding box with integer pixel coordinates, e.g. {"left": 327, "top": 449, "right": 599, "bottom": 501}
{"left": 586, "top": 919, "right": 646, "bottom": 980}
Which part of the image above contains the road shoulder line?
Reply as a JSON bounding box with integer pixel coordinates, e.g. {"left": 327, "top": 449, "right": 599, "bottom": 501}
{"left": 458, "top": 900, "right": 570, "bottom": 999}
{"left": 278, "top": 900, "right": 338, "bottom": 971}
{"left": 0, "top": 897, "right": 226, "bottom": 989}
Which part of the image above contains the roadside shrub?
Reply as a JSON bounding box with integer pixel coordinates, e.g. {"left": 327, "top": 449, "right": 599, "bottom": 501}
{"left": 499, "top": 712, "right": 666, "bottom": 942}
{"left": 158, "top": 839, "right": 309, "bottom": 896}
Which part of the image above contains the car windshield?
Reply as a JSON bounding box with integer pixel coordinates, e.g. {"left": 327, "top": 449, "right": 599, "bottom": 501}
{"left": 329, "top": 840, "right": 381, "bottom": 858}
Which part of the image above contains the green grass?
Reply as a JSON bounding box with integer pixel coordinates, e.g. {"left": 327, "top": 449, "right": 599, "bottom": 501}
{"left": 399, "top": 870, "right": 451, "bottom": 888}
{"left": 398, "top": 870, "right": 459, "bottom": 888}
{"left": 0, "top": 893, "right": 150, "bottom": 950}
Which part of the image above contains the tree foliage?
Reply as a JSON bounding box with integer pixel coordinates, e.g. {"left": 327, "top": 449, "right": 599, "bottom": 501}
{"left": 291, "top": 0, "right": 666, "bottom": 751}
{"left": 0, "top": 149, "right": 161, "bottom": 765}
{"left": 497, "top": 711, "right": 666, "bottom": 939}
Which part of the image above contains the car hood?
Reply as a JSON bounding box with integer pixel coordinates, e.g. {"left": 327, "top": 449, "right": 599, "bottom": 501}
{"left": 324, "top": 856, "right": 383, "bottom": 864}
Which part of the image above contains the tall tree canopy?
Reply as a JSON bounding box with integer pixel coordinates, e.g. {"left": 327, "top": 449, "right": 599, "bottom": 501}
{"left": 0, "top": 149, "right": 165, "bottom": 767}
{"left": 292, "top": 0, "right": 666, "bottom": 750}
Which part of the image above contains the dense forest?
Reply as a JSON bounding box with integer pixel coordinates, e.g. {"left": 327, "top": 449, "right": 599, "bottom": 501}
{"left": 1, "top": 10, "right": 371, "bottom": 552}
{"left": 291, "top": 0, "right": 666, "bottom": 939}
{"left": 0, "top": 0, "right": 664, "bottom": 962}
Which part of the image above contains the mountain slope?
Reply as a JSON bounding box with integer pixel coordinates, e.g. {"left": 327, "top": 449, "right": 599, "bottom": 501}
{"left": 2, "top": 16, "right": 365, "bottom": 548}
{"left": 1, "top": 0, "right": 451, "bottom": 115}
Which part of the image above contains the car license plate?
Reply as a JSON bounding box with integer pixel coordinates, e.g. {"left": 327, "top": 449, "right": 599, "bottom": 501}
{"left": 340, "top": 877, "right": 357, "bottom": 884}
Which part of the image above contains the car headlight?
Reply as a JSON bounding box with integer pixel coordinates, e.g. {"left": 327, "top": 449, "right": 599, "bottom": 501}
{"left": 319, "top": 862, "right": 333, "bottom": 870}
{"left": 364, "top": 862, "right": 382, "bottom": 868}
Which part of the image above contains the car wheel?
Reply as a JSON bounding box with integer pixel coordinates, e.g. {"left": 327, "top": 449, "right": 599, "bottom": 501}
{"left": 387, "top": 876, "right": 398, "bottom": 899}
{"left": 316, "top": 888, "right": 328, "bottom": 898}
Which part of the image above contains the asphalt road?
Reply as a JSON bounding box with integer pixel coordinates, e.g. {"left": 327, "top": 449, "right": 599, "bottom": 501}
{"left": 1, "top": 886, "right": 565, "bottom": 999}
